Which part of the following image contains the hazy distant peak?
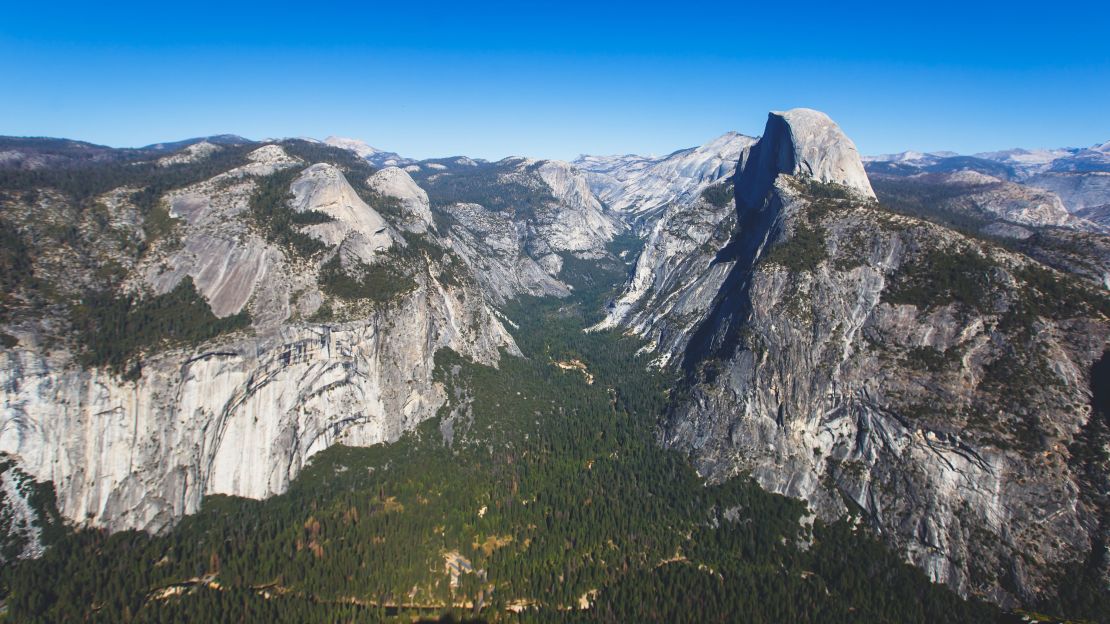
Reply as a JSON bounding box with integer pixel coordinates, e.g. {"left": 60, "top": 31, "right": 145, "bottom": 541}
{"left": 864, "top": 150, "right": 957, "bottom": 163}
{"left": 323, "top": 136, "right": 381, "bottom": 158}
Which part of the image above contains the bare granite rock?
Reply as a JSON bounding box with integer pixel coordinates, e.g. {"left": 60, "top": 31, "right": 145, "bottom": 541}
{"left": 0, "top": 153, "right": 518, "bottom": 535}
{"left": 606, "top": 109, "right": 1110, "bottom": 606}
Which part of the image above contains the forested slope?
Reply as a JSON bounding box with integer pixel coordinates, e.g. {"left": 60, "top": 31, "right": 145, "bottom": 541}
{"left": 0, "top": 246, "right": 1013, "bottom": 623}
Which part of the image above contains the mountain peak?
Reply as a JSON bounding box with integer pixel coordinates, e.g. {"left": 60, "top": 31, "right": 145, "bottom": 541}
{"left": 744, "top": 108, "right": 875, "bottom": 203}
{"left": 366, "top": 166, "right": 434, "bottom": 234}
{"left": 323, "top": 136, "right": 380, "bottom": 159}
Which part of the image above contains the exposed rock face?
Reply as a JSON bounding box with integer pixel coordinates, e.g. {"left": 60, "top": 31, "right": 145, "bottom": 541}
{"left": 1, "top": 138, "right": 636, "bottom": 541}
{"left": 0, "top": 148, "right": 518, "bottom": 533}
{"left": 156, "top": 141, "right": 220, "bottom": 167}
{"left": 3, "top": 122, "right": 1108, "bottom": 611}
{"left": 589, "top": 180, "right": 737, "bottom": 360}
{"left": 972, "top": 147, "right": 1075, "bottom": 176}
{"left": 147, "top": 152, "right": 300, "bottom": 319}
{"left": 531, "top": 161, "right": 621, "bottom": 255}
{"left": 475, "top": 157, "right": 624, "bottom": 259}
{"left": 666, "top": 197, "right": 1105, "bottom": 604}
{"left": 576, "top": 131, "right": 756, "bottom": 221}
{"left": 408, "top": 155, "right": 626, "bottom": 299}
{"left": 0, "top": 281, "right": 511, "bottom": 532}
{"left": 737, "top": 109, "right": 874, "bottom": 206}
{"left": 592, "top": 110, "right": 872, "bottom": 352}
{"left": 870, "top": 170, "right": 1104, "bottom": 234}
{"left": 1018, "top": 228, "right": 1110, "bottom": 289}
{"left": 584, "top": 133, "right": 757, "bottom": 351}
{"left": 238, "top": 144, "right": 302, "bottom": 176}
{"left": 938, "top": 171, "right": 1083, "bottom": 228}
{"left": 323, "top": 136, "right": 416, "bottom": 169}
{"left": 866, "top": 165, "right": 1110, "bottom": 290}
{"left": 366, "top": 167, "right": 435, "bottom": 234}
{"left": 589, "top": 190, "right": 734, "bottom": 357}
{"left": 442, "top": 202, "right": 570, "bottom": 303}
{"left": 290, "top": 163, "right": 399, "bottom": 263}
{"left": 606, "top": 109, "right": 1110, "bottom": 605}
{"left": 322, "top": 136, "right": 380, "bottom": 160}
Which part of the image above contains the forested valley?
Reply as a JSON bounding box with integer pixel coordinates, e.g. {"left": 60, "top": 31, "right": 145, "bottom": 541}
{"left": 0, "top": 237, "right": 1024, "bottom": 623}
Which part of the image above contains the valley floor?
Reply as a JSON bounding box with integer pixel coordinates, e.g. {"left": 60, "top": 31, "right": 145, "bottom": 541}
{"left": 0, "top": 265, "right": 1029, "bottom": 623}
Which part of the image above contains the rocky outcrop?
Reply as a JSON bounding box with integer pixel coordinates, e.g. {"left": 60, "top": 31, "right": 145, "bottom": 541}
{"left": 666, "top": 193, "right": 1106, "bottom": 604}
{"left": 290, "top": 163, "right": 401, "bottom": 264}
{"left": 442, "top": 202, "right": 570, "bottom": 303}
{"left": 0, "top": 151, "right": 518, "bottom": 533}
{"left": 585, "top": 132, "right": 758, "bottom": 351}
{"left": 864, "top": 140, "right": 1110, "bottom": 232}
{"left": 322, "top": 136, "right": 380, "bottom": 160}
{"left": 366, "top": 167, "right": 435, "bottom": 234}
{"left": 1028, "top": 172, "right": 1110, "bottom": 229}
{"left": 606, "top": 109, "right": 1110, "bottom": 606}
{"left": 870, "top": 169, "right": 1105, "bottom": 233}
{"left": 589, "top": 183, "right": 736, "bottom": 362}
{"left": 934, "top": 170, "right": 1085, "bottom": 228}
{"left": 156, "top": 141, "right": 220, "bottom": 167}
{"left": 530, "top": 161, "right": 622, "bottom": 256}
{"left": 323, "top": 136, "right": 414, "bottom": 169}
{"left": 408, "top": 155, "right": 625, "bottom": 300}
{"left": 150, "top": 170, "right": 282, "bottom": 319}
{"left": 143, "top": 147, "right": 307, "bottom": 325}
{"left": 736, "top": 109, "right": 874, "bottom": 207}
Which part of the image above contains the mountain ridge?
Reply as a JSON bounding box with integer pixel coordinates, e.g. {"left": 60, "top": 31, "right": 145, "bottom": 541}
{"left": 1, "top": 112, "right": 1108, "bottom": 618}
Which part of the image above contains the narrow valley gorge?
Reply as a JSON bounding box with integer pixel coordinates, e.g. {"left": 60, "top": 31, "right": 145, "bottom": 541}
{"left": 0, "top": 109, "right": 1107, "bottom": 622}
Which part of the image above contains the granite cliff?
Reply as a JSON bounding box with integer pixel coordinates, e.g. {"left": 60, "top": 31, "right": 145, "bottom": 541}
{"left": 0, "top": 143, "right": 520, "bottom": 535}
{"left": 602, "top": 109, "right": 1110, "bottom": 605}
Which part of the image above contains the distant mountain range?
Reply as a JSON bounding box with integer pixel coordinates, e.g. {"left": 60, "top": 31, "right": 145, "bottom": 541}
{"left": 865, "top": 140, "right": 1110, "bottom": 177}
{"left": 861, "top": 142, "right": 1110, "bottom": 233}
{"left": 1, "top": 114, "right": 1108, "bottom": 619}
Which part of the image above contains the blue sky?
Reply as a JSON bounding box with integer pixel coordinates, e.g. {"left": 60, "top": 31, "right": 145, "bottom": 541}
{"left": 2, "top": 1, "right": 1108, "bottom": 161}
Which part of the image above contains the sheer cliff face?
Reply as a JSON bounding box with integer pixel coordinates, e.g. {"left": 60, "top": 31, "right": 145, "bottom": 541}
{"left": 0, "top": 143, "right": 632, "bottom": 536}
{"left": 736, "top": 109, "right": 874, "bottom": 207}
{"left": 592, "top": 110, "right": 874, "bottom": 357}
{"left": 589, "top": 190, "right": 735, "bottom": 360}
{"left": 0, "top": 146, "right": 518, "bottom": 533}
{"left": 614, "top": 110, "right": 1110, "bottom": 605}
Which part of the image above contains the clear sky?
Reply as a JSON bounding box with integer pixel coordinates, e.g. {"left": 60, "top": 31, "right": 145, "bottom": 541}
{"left": 2, "top": 0, "right": 1108, "bottom": 161}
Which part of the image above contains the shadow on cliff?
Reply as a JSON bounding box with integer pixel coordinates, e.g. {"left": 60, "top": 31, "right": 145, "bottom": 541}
{"left": 1040, "top": 348, "right": 1110, "bottom": 618}
{"left": 680, "top": 113, "right": 798, "bottom": 379}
